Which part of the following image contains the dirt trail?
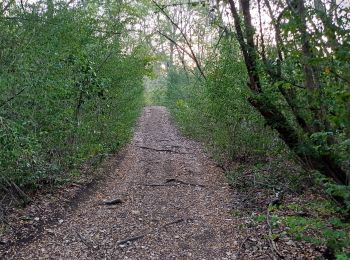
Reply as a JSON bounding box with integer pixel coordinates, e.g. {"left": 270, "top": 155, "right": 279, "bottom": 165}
{"left": 5, "top": 106, "right": 240, "bottom": 259}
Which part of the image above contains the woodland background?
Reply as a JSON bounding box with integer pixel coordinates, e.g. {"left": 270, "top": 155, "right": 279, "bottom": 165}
{"left": 1, "top": 0, "right": 349, "bottom": 258}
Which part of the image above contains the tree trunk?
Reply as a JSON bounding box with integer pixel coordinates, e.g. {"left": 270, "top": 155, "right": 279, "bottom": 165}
{"left": 228, "top": 0, "right": 348, "bottom": 185}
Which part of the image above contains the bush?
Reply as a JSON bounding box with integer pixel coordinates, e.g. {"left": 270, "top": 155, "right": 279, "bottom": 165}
{"left": 165, "top": 38, "right": 286, "bottom": 163}
{"left": 0, "top": 1, "right": 150, "bottom": 190}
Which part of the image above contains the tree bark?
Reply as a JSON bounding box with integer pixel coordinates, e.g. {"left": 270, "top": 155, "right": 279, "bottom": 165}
{"left": 228, "top": 0, "right": 348, "bottom": 185}
{"left": 264, "top": 0, "right": 309, "bottom": 132}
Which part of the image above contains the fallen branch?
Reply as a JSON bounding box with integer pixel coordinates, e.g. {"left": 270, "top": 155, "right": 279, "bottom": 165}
{"left": 0, "top": 86, "right": 28, "bottom": 108}
{"left": 117, "top": 234, "right": 147, "bottom": 245}
{"left": 266, "top": 206, "right": 284, "bottom": 259}
{"left": 99, "top": 198, "right": 123, "bottom": 205}
{"left": 142, "top": 178, "right": 205, "bottom": 188}
{"left": 136, "top": 145, "right": 190, "bottom": 154}
{"left": 0, "top": 210, "right": 9, "bottom": 227}
{"left": 76, "top": 231, "right": 97, "bottom": 250}
{"left": 237, "top": 237, "right": 249, "bottom": 257}
{"left": 2, "top": 179, "right": 31, "bottom": 205}
{"left": 117, "top": 218, "right": 185, "bottom": 246}
{"left": 162, "top": 218, "right": 184, "bottom": 227}
{"left": 165, "top": 178, "right": 205, "bottom": 187}
{"left": 216, "top": 163, "right": 227, "bottom": 172}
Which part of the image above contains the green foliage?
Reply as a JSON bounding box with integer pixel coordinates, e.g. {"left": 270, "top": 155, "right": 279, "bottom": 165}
{"left": 268, "top": 3, "right": 350, "bottom": 180}
{"left": 0, "top": 1, "right": 151, "bottom": 189}
{"left": 254, "top": 214, "right": 266, "bottom": 222}
{"left": 165, "top": 38, "right": 287, "bottom": 163}
{"left": 253, "top": 199, "right": 350, "bottom": 258}
{"left": 151, "top": 0, "right": 350, "bottom": 257}
{"left": 282, "top": 214, "right": 350, "bottom": 257}
{"left": 144, "top": 69, "right": 167, "bottom": 105}
{"left": 315, "top": 172, "right": 350, "bottom": 214}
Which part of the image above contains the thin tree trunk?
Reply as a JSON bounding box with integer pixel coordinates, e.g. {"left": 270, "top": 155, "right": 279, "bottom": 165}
{"left": 264, "top": 0, "right": 309, "bottom": 132}
{"left": 228, "top": 0, "right": 348, "bottom": 185}
{"left": 152, "top": 0, "right": 206, "bottom": 80}
{"left": 295, "top": 0, "right": 328, "bottom": 132}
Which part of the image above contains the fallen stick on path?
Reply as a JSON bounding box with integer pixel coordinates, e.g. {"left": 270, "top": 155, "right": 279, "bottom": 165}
{"left": 136, "top": 145, "right": 190, "bottom": 154}
{"left": 98, "top": 198, "right": 124, "bottom": 205}
{"left": 117, "top": 218, "right": 185, "bottom": 246}
{"left": 162, "top": 218, "right": 184, "bottom": 227}
{"left": 166, "top": 178, "right": 206, "bottom": 187}
{"left": 141, "top": 178, "right": 205, "bottom": 188}
{"left": 76, "top": 231, "right": 97, "bottom": 250}
{"left": 117, "top": 234, "right": 147, "bottom": 245}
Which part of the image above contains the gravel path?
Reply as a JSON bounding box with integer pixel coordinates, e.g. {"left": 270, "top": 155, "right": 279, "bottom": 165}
{"left": 6, "top": 106, "right": 239, "bottom": 259}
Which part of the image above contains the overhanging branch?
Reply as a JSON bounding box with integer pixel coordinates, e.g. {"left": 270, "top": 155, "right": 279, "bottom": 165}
{"left": 152, "top": 0, "right": 206, "bottom": 80}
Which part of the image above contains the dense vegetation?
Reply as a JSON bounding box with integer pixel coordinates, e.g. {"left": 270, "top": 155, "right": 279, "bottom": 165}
{"left": 0, "top": 1, "right": 151, "bottom": 192}
{"left": 158, "top": 0, "right": 350, "bottom": 184}
{"left": 1, "top": 0, "right": 349, "bottom": 257}
{"left": 150, "top": 0, "right": 350, "bottom": 198}
{"left": 146, "top": 0, "right": 350, "bottom": 257}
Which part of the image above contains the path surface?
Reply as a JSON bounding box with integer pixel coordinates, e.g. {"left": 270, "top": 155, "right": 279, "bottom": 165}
{"left": 6, "top": 106, "right": 239, "bottom": 259}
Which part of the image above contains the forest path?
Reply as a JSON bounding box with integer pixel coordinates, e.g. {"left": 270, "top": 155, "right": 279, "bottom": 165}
{"left": 7, "top": 106, "right": 239, "bottom": 259}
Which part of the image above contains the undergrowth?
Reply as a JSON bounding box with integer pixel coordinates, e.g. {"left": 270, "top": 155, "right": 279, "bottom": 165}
{"left": 158, "top": 39, "right": 350, "bottom": 258}
{"left": 0, "top": 2, "right": 151, "bottom": 202}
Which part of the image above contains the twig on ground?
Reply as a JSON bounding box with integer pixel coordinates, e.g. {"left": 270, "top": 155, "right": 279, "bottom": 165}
{"left": 70, "top": 183, "right": 82, "bottom": 188}
{"left": 136, "top": 145, "right": 190, "bottom": 154}
{"left": 166, "top": 178, "right": 206, "bottom": 187}
{"left": 98, "top": 198, "right": 124, "bottom": 206}
{"left": 216, "top": 163, "right": 227, "bottom": 172}
{"left": 76, "top": 231, "right": 97, "bottom": 250}
{"left": 0, "top": 211, "right": 9, "bottom": 226}
{"left": 162, "top": 218, "right": 184, "bottom": 227}
{"left": 141, "top": 178, "right": 205, "bottom": 188}
{"left": 117, "top": 218, "right": 185, "bottom": 246}
{"left": 117, "top": 234, "right": 147, "bottom": 245}
{"left": 266, "top": 206, "right": 284, "bottom": 259}
{"left": 237, "top": 236, "right": 249, "bottom": 257}
{"left": 3, "top": 180, "right": 31, "bottom": 205}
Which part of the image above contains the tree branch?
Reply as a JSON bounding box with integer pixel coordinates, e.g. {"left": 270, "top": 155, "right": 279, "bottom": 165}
{"left": 0, "top": 87, "right": 28, "bottom": 108}
{"left": 152, "top": 0, "right": 206, "bottom": 80}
